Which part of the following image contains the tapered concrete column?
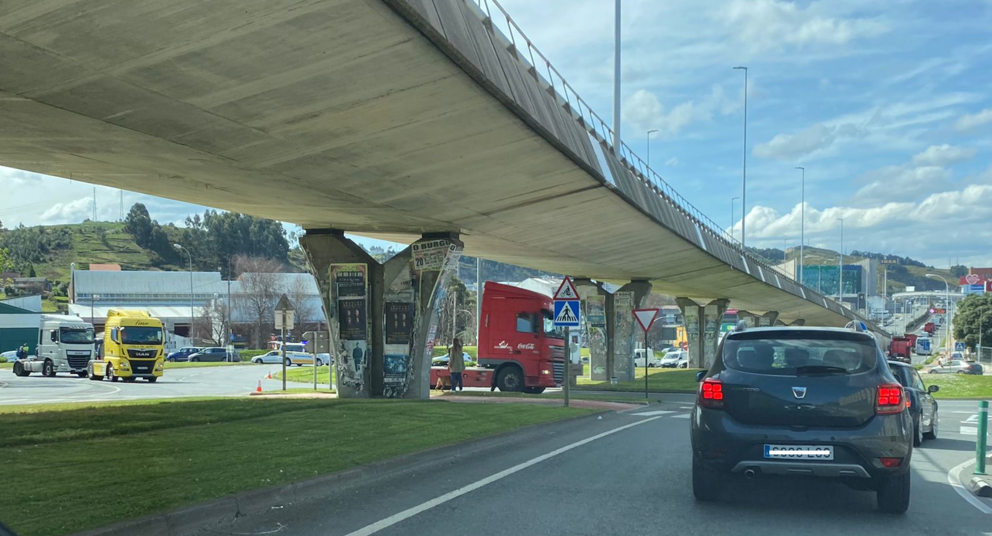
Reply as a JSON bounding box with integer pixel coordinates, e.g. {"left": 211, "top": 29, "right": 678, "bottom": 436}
{"left": 301, "top": 230, "right": 462, "bottom": 399}
{"left": 574, "top": 279, "right": 610, "bottom": 381}
{"left": 612, "top": 280, "right": 652, "bottom": 382}
{"left": 677, "top": 298, "right": 729, "bottom": 369}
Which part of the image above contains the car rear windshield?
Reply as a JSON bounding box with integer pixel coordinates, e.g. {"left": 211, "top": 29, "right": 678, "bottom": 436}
{"left": 723, "top": 332, "right": 877, "bottom": 376}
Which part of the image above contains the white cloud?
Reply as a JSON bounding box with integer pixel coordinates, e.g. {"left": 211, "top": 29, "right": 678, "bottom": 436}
{"left": 665, "top": 157, "right": 679, "bottom": 167}
{"left": 719, "top": 0, "right": 888, "bottom": 52}
{"left": 911, "top": 144, "right": 976, "bottom": 166}
{"left": 854, "top": 165, "right": 951, "bottom": 203}
{"left": 622, "top": 90, "right": 696, "bottom": 139}
{"left": 753, "top": 123, "right": 863, "bottom": 161}
{"left": 39, "top": 198, "right": 96, "bottom": 223}
{"left": 955, "top": 108, "right": 992, "bottom": 132}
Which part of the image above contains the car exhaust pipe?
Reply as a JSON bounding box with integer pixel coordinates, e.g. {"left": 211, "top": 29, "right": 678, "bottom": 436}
{"left": 743, "top": 469, "right": 756, "bottom": 479}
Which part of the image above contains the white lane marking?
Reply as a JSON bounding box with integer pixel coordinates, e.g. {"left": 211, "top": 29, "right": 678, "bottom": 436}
{"left": 679, "top": 406, "right": 693, "bottom": 409}
{"left": 948, "top": 458, "right": 992, "bottom": 515}
{"left": 630, "top": 410, "right": 674, "bottom": 417}
{"left": 341, "top": 416, "right": 664, "bottom": 536}
{"left": 672, "top": 414, "right": 691, "bottom": 419}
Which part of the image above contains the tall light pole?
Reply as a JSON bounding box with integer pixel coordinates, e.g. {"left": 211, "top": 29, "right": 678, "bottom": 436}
{"left": 613, "top": 0, "right": 621, "bottom": 149}
{"left": 731, "top": 196, "right": 740, "bottom": 241}
{"left": 795, "top": 166, "right": 805, "bottom": 285}
{"left": 646, "top": 129, "right": 658, "bottom": 169}
{"left": 836, "top": 218, "right": 844, "bottom": 304}
{"left": 733, "top": 65, "right": 748, "bottom": 249}
{"left": 926, "top": 273, "right": 950, "bottom": 359}
{"left": 174, "top": 244, "right": 194, "bottom": 339}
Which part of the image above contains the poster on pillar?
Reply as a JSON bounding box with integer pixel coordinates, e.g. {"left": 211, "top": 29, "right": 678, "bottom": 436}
{"left": 330, "top": 264, "right": 369, "bottom": 392}
{"left": 683, "top": 305, "right": 701, "bottom": 368}
{"left": 703, "top": 304, "right": 719, "bottom": 367}
{"left": 412, "top": 240, "right": 458, "bottom": 271}
{"left": 613, "top": 291, "right": 635, "bottom": 382}
{"left": 382, "top": 261, "right": 418, "bottom": 397}
{"left": 584, "top": 294, "right": 608, "bottom": 381}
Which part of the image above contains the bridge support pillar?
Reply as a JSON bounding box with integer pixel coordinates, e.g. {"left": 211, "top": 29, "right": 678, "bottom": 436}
{"left": 737, "top": 310, "right": 779, "bottom": 328}
{"left": 301, "top": 229, "right": 462, "bottom": 399}
{"left": 574, "top": 279, "right": 610, "bottom": 382}
{"left": 789, "top": 319, "right": 806, "bottom": 326}
{"left": 677, "top": 298, "right": 730, "bottom": 369}
{"left": 573, "top": 279, "right": 652, "bottom": 382}
{"left": 612, "top": 281, "right": 653, "bottom": 382}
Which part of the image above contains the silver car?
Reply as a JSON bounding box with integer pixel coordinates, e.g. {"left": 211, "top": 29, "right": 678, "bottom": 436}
{"left": 927, "top": 359, "right": 982, "bottom": 374}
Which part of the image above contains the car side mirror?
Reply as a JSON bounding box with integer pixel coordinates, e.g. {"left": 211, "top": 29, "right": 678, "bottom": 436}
{"left": 695, "top": 371, "right": 706, "bottom": 382}
{"left": 927, "top": 385, "right": 939, "bottom": 393}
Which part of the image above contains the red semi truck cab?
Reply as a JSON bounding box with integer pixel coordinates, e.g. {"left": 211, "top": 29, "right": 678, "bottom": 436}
{"left": 923, "top": 322, "right": 936, "bottom": 335}
{"left": 431, "top": 282, "right": 566, "bottom": 394}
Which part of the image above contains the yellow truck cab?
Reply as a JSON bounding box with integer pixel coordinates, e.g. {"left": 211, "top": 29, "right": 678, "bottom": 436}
{"left": 88, "top": 310, "right": 165, "bottom": 383}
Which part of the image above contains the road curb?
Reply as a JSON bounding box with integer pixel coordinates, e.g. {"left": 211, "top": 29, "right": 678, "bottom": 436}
{"left": 967, "top": 476, "right": 992, "bottom": 498}
{"left": 69, "top": 409, "right": 611, "bottom": 536}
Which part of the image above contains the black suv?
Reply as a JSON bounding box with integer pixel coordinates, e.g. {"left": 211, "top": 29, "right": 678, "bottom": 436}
{"left": 690, "top": 324, "right": 913, "bottom": 513}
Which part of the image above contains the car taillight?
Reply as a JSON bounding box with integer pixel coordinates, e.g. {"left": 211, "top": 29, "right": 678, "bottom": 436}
{"left": 699, "top": 379, "right": 724, "bottom": 409}
{"left": 876, "top": 383, "right": 905, "bottom": 414}
{"left": 879, "top": 457, "right": 902, "bottom": 468}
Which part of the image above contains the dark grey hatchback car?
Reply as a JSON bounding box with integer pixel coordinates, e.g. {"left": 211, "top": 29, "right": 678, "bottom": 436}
{"left": 690, "top": 324, "right": 914, "bottom": 513}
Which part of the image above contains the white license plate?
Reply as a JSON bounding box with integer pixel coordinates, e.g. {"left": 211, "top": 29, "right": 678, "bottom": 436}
{"left": 764, "top": 444, "right": 834, "bottom": 460}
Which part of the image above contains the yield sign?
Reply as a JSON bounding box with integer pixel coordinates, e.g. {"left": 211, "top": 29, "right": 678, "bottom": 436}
{"left": 553, "top": 277, "right": 580, "bottom": 300}
{"left": 632, "top": 308, "right": 659, "bottom": 333}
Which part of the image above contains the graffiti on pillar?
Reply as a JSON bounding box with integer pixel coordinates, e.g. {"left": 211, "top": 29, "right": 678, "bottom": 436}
{"left": 584, "top": 295, "right": 608, "bottom": 379}
{"left": 330, "top": 264, "right": 369, "bottom": 391}
{"left": 613, "top": 291, "right": 635, "bottom": 380}
{"left": 683, "top": 305, "right": 701, "bottom": 367}
{"left": 703, "top": 304, "right": 719, "bottom": 367}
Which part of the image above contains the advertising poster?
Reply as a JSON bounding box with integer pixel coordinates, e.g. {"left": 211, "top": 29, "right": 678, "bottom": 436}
{"left": 583, "top": 294, "right": 608, "bottom": 380}
{"left": 338, "top": 298, "right": 367, "bottom": 340}
{"left": 383, "top": 353, "right": 409, "bottom": 386}
{"left": 587, "top": 295, "right": 606, "bottom": 327}
{"left": 703, "top": 304, "right": 719, "bottom": 365}
{"left": 385, "top": 302, "right": 414, "bottom": 345}
{"left": 330, "top": 263, "right": 368, "bottom": 391}
{"left": 413, "top": 240, "right": 459, "bottom": 271}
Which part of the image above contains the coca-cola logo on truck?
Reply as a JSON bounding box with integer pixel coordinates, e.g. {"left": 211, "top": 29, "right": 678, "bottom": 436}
{"left": 495, "top": 341, "right": 535, "bottom": 350}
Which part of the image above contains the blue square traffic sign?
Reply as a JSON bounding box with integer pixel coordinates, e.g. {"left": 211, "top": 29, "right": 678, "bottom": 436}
{"left": 553, "top": 300, "right": 580, "bottom": 327}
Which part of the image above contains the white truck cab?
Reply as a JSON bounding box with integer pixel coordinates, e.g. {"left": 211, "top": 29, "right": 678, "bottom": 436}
{"left": 14, "top": 315, "right": 95, "bottom": 378}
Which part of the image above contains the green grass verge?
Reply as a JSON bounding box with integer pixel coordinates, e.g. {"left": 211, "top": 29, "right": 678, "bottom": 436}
{"left": 164, "top": 361, "right": 253, "bottom": 369}
{"left": 575, "top": 367, "right": 703, "bottom": 393}
{"left": 925, "top": 373, "right": 992, "bottom": 399}
{"left": 277, "top": 365, "right": 336, "bottom": 387}
{"left": 0, "top": 397, "right": 592, "bottom": 536}
{"left": 439, "top": 390, "right": 645, "bottom": 405}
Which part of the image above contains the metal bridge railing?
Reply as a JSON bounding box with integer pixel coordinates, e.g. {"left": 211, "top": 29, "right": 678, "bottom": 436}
{"left": 471, "top": 0, "right": 797, "bottom": 283}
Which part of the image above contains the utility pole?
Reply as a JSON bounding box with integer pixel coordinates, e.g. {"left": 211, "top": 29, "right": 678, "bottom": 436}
{"left": 795, "top": 166, "right": 805, "bottom": 285}
{"left": 836, "top": 218, "right": 844, "bottom": 304}
{"left": 733, "top": 66, "right": 748, "bottom": 249}
{"left": 612, "top": 0, "right": 621, "bottom": 149}
{"left": 476, "top": 257, "right": 482, "bottom": 345}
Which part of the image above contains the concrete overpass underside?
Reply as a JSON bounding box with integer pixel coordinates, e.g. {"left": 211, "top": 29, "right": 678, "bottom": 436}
{"left": 0, "top": 0, "right": 876, "bottom": 331}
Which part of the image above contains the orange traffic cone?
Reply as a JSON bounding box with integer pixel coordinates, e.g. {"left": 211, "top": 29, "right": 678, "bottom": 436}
{"left": 266, "top": 371, "right": 272, "bottom": 380}
{"left": 256, "top": 381, "right": 263, "bottom": 393}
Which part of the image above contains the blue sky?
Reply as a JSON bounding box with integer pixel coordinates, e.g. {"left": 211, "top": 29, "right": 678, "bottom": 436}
{"left": 2, "top": 0, "right": 991, "bottom": 268}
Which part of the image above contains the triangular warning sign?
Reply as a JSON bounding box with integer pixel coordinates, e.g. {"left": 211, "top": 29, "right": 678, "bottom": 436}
{"left": 555, "top": 301, "right": 578, "bottom": 324}
{"left": 554, "top": 277, "right": 580, "bottom": 300}
{"left": 633, "top": 309, "right": 659, "bottom": 332}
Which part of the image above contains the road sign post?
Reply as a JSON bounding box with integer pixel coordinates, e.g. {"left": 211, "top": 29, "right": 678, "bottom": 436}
{"left": 977, "top": 400, "right": 988, "bottom": 476}
{"left": 275, "top": 294, "right": 296, "bottom": 392}
{"left": 554, "top": 277, "right": 581, "bottom": 408}
{"left": 633, "top": 309, "right": 660, "bottom": 400}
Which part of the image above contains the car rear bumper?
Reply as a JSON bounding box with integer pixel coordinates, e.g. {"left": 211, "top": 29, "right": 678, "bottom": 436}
{"left": 691, "top": 407, "right": 913, "bottom": 480}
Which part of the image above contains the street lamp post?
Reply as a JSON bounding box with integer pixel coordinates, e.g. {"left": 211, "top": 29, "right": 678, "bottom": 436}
{"left": 730, "top": 196, "right": 740, "bottom": 242}
{"left": 733, "top": 65, "right": 748, "bottom": 249}
{"left": 795, "top": 166, "right": 805, "bottom": 285}
{"left": 646, "top": 129, "right": 658, "bottom": 169}
{"left": 613, "top": 0, "right": 621, "bottom": 149}
{"left": 926, "top": 273, "right": 950, "bottom": 359}
{"left": 174, "top": 244, "right": 194, "bottom": 339}
{"left": 836, "top": 218, "right": 844, "bottom": 304}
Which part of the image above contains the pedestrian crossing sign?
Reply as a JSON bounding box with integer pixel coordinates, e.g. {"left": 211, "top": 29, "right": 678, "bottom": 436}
{"left": 553, "top": 300, "right": 580, "bottom": 327}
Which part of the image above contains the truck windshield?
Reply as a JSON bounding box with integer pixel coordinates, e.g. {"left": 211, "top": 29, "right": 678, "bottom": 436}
{"left": 120, "top": 327, "right": 163, "bottom": 345}
{"left": 60, "top": 328, "right": 94, "bottom": 344}
{"left": 542, "top": 311, "right": 564, "bottom": 339}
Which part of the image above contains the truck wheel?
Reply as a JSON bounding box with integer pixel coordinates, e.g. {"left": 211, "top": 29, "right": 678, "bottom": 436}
{"left": 496, "top": 366, "right": 524, "bottom": 392}
{"left": 13, "top": 361, "right": 29, "bottom": 377}
{"left": 523, "top": 387, "right": 546, "bottom": 394}
{"left": 43, "top": 360, "right": 56, "bottom": 378}
{"left": 107, "top": 366, "right": 118, "bottom": 383}
{"left": 876, "top": 473, "right": 910, "bottom": 514}
{"left": 147, "top": 377, "right": 158, "bottom": 383}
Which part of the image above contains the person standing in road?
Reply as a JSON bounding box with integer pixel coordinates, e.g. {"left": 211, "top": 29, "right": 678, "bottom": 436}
{"left": 448, "top": 337, "right": 465, "bottom": 392}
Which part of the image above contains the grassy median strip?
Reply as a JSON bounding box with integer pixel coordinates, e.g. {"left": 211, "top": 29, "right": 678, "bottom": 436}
{"left": 437, "top": 390, "right": 645, "bottom": 405}
{"left": 277, "top": 364, "right": 336, "bottom": 387}
{"left": 165, "top": 361, "right": 254, "bottom": 369}
{"left": 575, "top": 368, "right": 702, "bottom": 393}
{"left": 0, "top": 397, "right": 592, "bottom": 536}
{"left": 925, "top": 373, "right": 992, "bottom": 399}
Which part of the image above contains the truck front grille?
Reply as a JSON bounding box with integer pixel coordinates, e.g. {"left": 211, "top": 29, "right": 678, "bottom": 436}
{"left": 66, "top": 353, "right": 91, "bottom": 369}
{"left": 552, "top": 360, "right": 565, "bottom": 384}
{"left": 130, "top": 360, "right": 156, "bottom": 374}
{"left": 128, "top": 349, "right": 158, "bottom": 359}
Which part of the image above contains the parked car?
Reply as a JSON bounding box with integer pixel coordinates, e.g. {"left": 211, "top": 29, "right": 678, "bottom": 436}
{"left": 928, "top": 359, "right": 983, "bottom": 374}
{"left": 888, "top": 360, "right": 939, "bottom": 446}
{"left": 252, "top": 350, "right": 288, "bottom": 365}
{"left": 166, "top": 346, "right": 202, "bottom": 362}
{"left": 659, "top": 350, "right": 688, "bottom": 368}
{"left": 187, "top": 347, "right": 241, "bottom": 363}
{"left": 2, "top": 350, "right": 36, "bottom": 362}
{"left": 691, "top": 324, "right": 913, "bottom": 513}
{"left": 432, "top": 352, "right": 476, "bottom": 367}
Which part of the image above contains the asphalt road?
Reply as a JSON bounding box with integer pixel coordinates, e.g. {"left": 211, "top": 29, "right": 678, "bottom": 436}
{"left": 206, "top": 397, "right": 991, "bottom": 536}
{"left": 0, "top": 364, "right": 293, "bottom": 406}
